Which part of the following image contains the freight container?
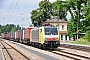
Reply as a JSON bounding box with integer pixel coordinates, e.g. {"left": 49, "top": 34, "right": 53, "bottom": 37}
{"left": 24, "top": 28, "right": 33, "bottom": 40}
{"left": 21, "top": 28, "right": 33, "bottom": 44}
{"left": 10, "top": 32, "right": 12, "bottom": 39}
{"left": 16, "top": 30, "right": 20, "bottom": 40}
{"left": 8, "top": 33, "right": 10, "bottom": 39}
{"left": 20, "top": 30, "right": 24, "bottom": 40}
{"left": 15, "top": 32, "right": 16, "bottom": 39}
{"left": 2, "top": 34, "right": 6, "bottom": 39}
{"left": 6, "top": 34, "right": 8, "bottom": 39}
{"left": 12, "top": 32, "right": 15, "bottom": 39}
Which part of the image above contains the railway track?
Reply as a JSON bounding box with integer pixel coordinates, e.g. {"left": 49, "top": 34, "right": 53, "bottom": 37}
{"left": 47, "top": 50, "right": 80, "bottom": 60}
{"left": 47, "top": 49, "right": 90, "bottom": 60}
{"left": 0, "top": 40, "right": 30, "bottom": 60}
{"left": 60, "top": 43, "right": 90, "bottom": 52}
{"left": 1, "top": 39, "right": 90, "bottom": 60}
{"left": 6, "top": 39, "right": 90, "bottom": 60}
{"left": 56, "top": 49, "right": 90, "bottom": 60}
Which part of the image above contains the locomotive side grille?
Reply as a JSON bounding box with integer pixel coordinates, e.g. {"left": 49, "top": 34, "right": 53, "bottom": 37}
{"left": 32, "top": 28, "right": 39, "bottom": 42}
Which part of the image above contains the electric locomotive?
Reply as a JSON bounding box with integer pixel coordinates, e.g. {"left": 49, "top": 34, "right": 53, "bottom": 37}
{"left": 30, "top": 26, "right": 60, "bottom": 49}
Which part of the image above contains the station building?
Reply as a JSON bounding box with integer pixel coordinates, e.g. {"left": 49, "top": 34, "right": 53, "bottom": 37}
{"left": 43, "top": 16, "right": 72, "bottom": 41}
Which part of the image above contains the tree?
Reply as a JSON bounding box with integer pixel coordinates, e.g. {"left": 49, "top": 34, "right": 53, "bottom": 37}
{"left": 52, "top": 0, "right": 68, "bottom": 20}
{"left": 30, "top": 9, "right": 42, "bottom": 26}
{"left": 30, "top": 0, "right": 52, "bottom": 26}
{"left": 67, "top": 18, "right": 76, "bottom": 37}
{"left": 84, "top": 0, "right": 90, "bottom": 31}
{"left": 0, "top": 24, "right": 21, "bottom": 33}
{"left": 0, "top": 25, "right": 1, "bottom": 33}
{"left": 0, "top": 29, "right": 1, "bottom": 34}
{"left": 11, "top": 27, "right": 16, "bottom": 32}
{"left": 39, "top": 0, "right": 52, "bottom": 16}
{"left": 83, "top": 0, "right": 90, "bottom": 41}
{"left": 66, "top": 0, "right": 87, "bottom": 37}
{"left": 16, "top": 25, "right": 21, "bottom": 30}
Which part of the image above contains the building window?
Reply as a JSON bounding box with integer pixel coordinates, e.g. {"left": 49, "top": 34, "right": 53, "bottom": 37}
{"left": 61, "top": 35, "right": 63, "bottom": 40}
{"left": 62, "top": 25, "right": 64, "bottom": 30}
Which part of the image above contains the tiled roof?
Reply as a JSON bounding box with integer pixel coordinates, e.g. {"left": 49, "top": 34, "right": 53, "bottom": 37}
{"left": 45, "top": 18, "right": 68, "bottom": 23}
{"left": 60, "top": 31, "right": 67, "bottom": 34}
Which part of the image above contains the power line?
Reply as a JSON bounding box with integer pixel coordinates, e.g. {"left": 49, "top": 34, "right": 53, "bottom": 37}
{"left": 9, "top": 0, "right": 19, "bottom": 19}
{"left": 6, "top": 0, "right": 13, "bottom": 18}
{"left": 3, "top": 0, "right": 13, "bottom": 20}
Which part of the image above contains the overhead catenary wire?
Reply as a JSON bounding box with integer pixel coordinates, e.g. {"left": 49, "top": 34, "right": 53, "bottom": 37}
{"left": 5, "top": 0, "right": 13, "bottom": 19}
{"left": 3, "top": 0, "right": 13, "bottom": 23}
{"left": 3, "top": 0, "right": 19, "bottom": 21}
{"left": 9, "top": 0, "right": 19, "bottom": 19}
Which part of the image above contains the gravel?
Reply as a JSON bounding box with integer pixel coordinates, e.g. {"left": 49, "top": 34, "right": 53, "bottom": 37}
{"left": 8, "top": 40, "right": 73, "bottom": 60}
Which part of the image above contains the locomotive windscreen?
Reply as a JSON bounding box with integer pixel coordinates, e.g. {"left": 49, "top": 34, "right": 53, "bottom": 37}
{"left": 44, "top": 27, "right": 58, "bottom": 35}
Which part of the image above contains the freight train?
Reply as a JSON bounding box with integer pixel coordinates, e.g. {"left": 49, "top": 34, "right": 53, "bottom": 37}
{"left": 2, "top": 26, "right": 60, "bottom": 49}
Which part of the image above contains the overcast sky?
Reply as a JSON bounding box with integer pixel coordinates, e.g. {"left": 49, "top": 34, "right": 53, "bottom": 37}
{"left": 0, "top": 0, "right": 70, "bottom": 28}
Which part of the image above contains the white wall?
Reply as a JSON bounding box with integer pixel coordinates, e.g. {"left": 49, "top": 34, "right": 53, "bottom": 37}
{"left": 60, "top": 34, "right": 73, "bottom": 41}
{"left": 59, "top": 23, "right": 67, "bottom": 31}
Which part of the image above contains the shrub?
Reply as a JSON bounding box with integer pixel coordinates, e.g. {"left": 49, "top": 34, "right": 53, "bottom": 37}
{"left": 84, "top": 30, "right": 90, "bottom": 42}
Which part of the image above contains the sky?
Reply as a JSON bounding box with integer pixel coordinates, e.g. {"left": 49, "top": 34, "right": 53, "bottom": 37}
{"left": 0, "top": 0, "right": 70, "bottom": 28}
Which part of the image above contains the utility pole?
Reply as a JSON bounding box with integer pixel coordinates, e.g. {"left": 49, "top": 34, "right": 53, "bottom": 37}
{"left": 29, "top": 22, "right": 30, "bottom": 27}
{"left": 20, "top": 13, "right": 24, "bottom": 29}
{"left": 3, "top": 17, "right": 5, "bottom": 25}
{"left": 77, "top": 0, "right": 80, "bottom": 40}
{"left": 76, "top": 10, "right": 78, "bottom": 40}
{"left": 58, "top": 7, "right": 60, "bottom": 26}
{"left": 77, "top": 9, "right": 79, "bottom": 40}
{"left": 22, "top": 18, "right": 24, "bottom": 29}
{"left": 58, "top": 7, "right": 60, "bottom": 41}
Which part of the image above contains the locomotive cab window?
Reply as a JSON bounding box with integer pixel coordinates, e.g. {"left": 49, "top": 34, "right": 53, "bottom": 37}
{"left": 44, "top": 27, "right": 58, "bottom": 35}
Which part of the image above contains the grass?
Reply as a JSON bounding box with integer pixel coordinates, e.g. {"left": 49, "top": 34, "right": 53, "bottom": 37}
{"left": 72, "top": 41, "right": 90, "bottom": 45}
{"left": 72, "top": 38, "right": 90, "bottom": 46}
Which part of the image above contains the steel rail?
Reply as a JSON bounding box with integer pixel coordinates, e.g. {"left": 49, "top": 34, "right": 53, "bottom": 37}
{"left": 47, "top": 50, "right": 81, "bottom": 60}
{"left": 0, "top": 40, "right": 30, "bottom": 60}
{"left": 56, "top": 49, "right": 90, "bottom": 60}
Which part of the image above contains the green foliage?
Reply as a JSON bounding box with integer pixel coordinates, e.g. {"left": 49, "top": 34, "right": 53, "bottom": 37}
{"left": 30, "top": 0, "right": 52, "bottom": 26}
{"left": 0, "top": 29, "right": 1, "bottom": 33}
{"left": 66, "top": 0, "right": 88, "bottom": 37}
{"left": 84, "top": 0, "right": 90, "bottom": 29}
{"left": 67, "top": 18, "right": 76, "bottom": 37}
{"left": 87, "top": 30, "right": 90, "bottom": 42}
{"left": 82, "top": 0, "right": 90, "bottom": 41}
{"left": 29, "top": 24, "right": 33, "bottom": 27}
{"left": 30, "top": 0, "right": 68, "bottom": 26}
{"left": 83, "top": 35, "right": 88, "bottom": 39}
{"left": 72, "top": 41, "right": 90, "bottom": 45}
{"left": 52, "top": 0, "right": 68, "bottom": 20}
{"left": 30, "top": 0, "right": 90, "bottom": 40}
{"left": 0, "top": 24, "right": 21, "bottom": 34}
{"left": 84, "top": 30, "right": 90, "bottom": 42}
